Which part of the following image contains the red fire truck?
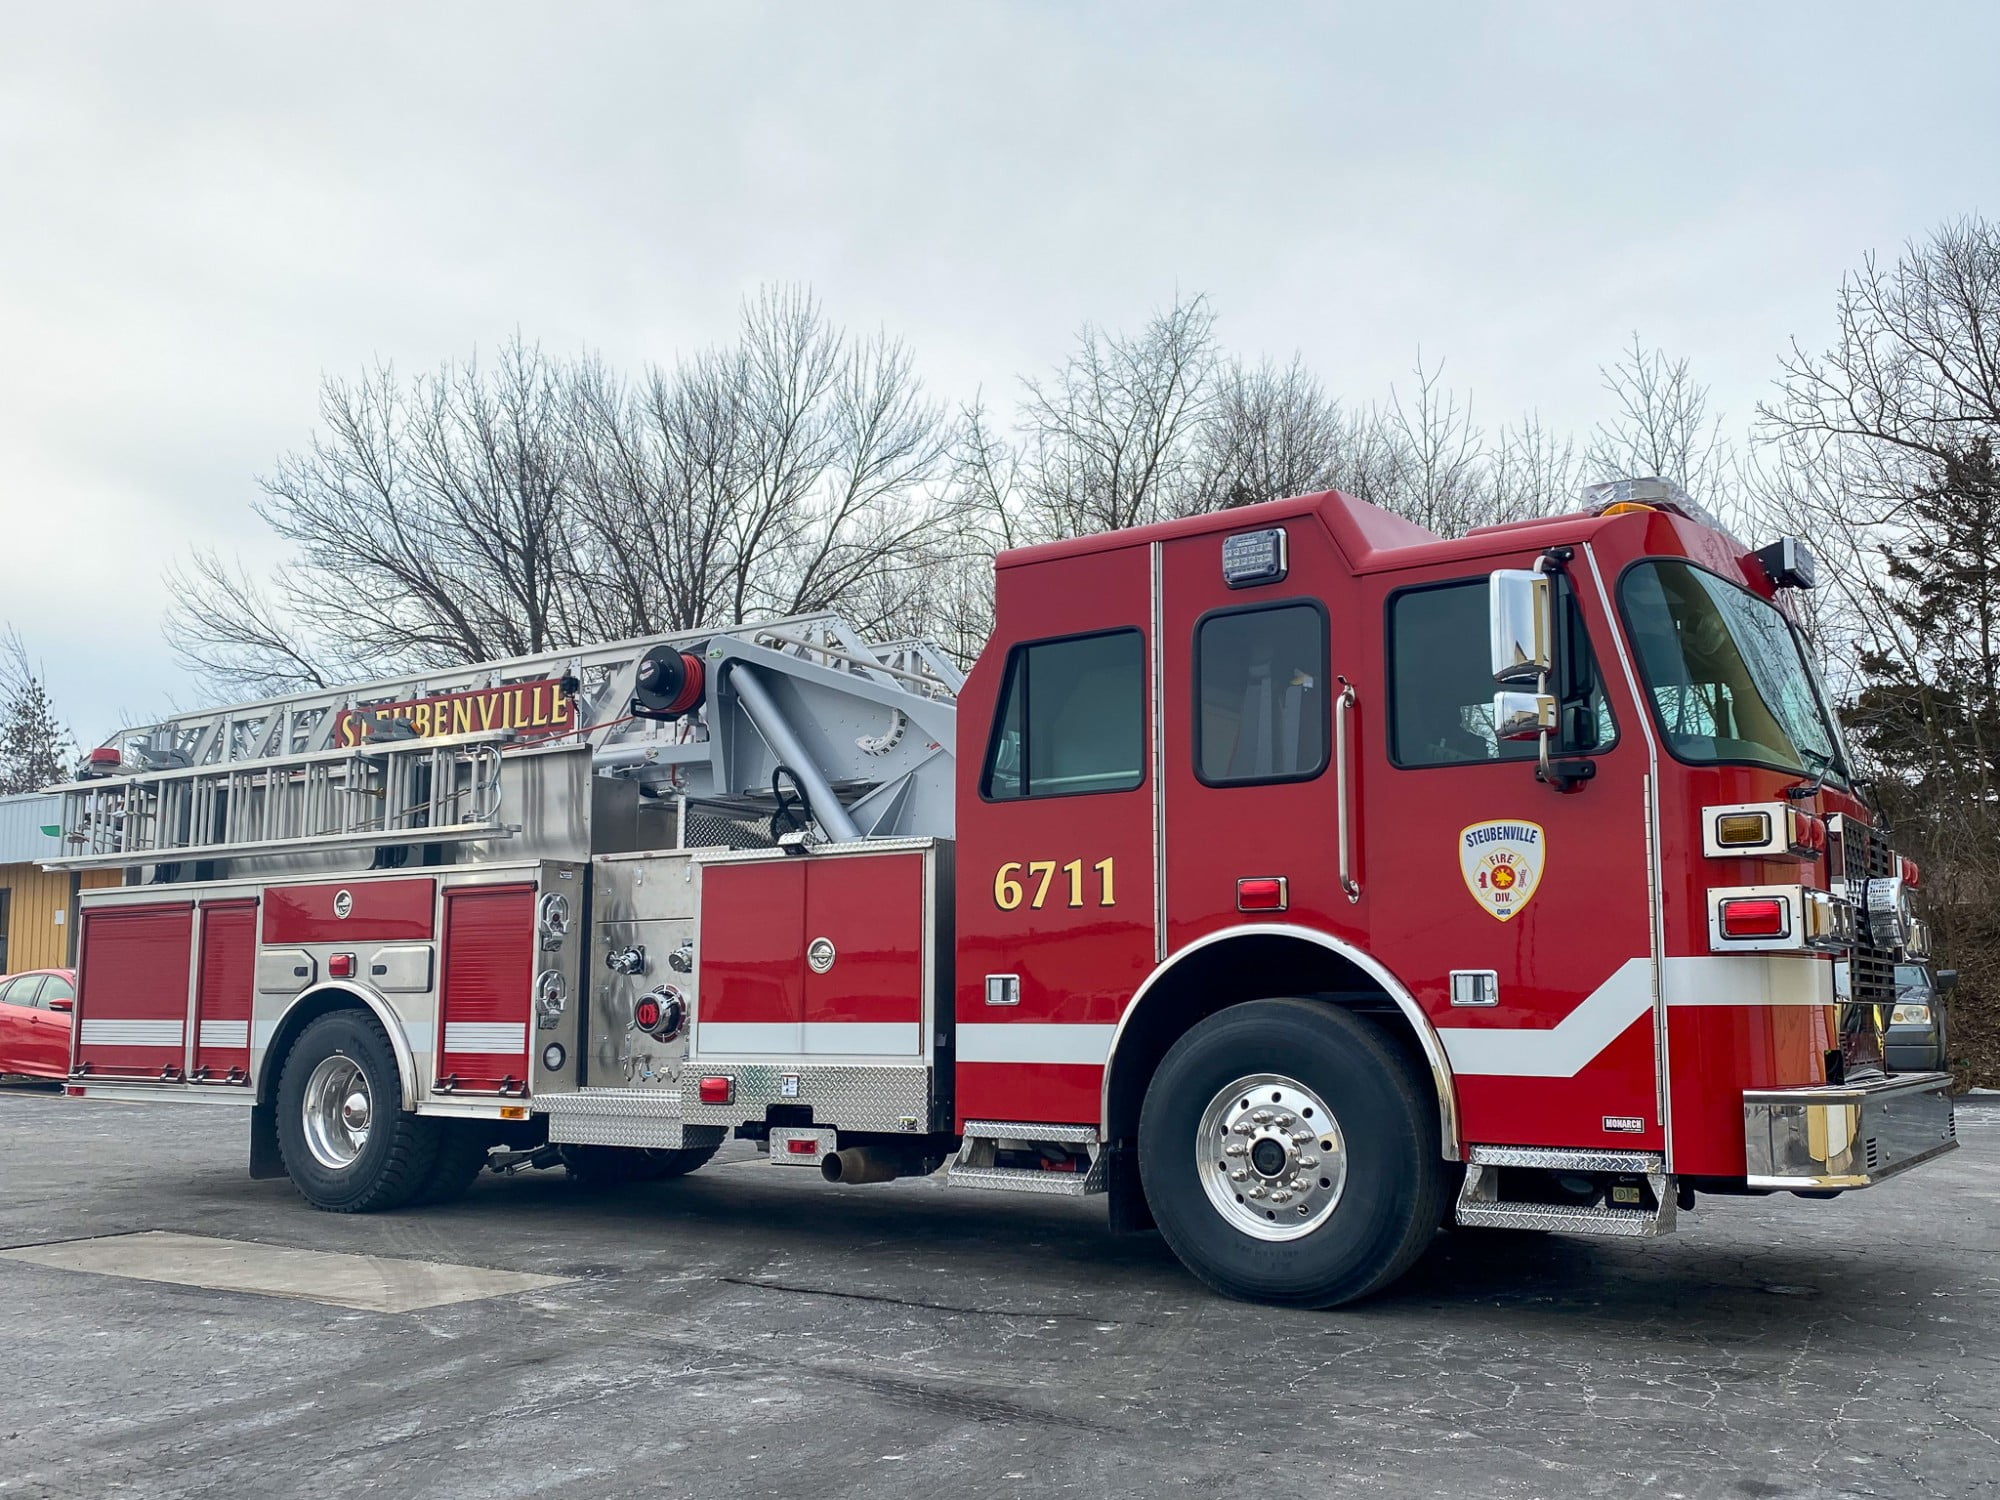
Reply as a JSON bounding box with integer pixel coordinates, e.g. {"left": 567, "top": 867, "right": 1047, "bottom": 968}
{"left": 48, "top": 479, "right": 1955, "bottom": 1306}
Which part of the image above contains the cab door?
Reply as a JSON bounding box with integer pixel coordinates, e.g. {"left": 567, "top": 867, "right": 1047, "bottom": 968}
{"left": 1159, "top": 519, "right": 1353, "bottom": 953}
{"left": 1367, "top": 563, "right": 1660, "bottom": 1152}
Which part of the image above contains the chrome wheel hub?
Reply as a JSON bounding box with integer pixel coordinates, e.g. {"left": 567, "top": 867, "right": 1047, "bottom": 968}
{"left": 1197, "top": 1073, "right": 1347, "bottom": 1241}
{"left": 303, "top": 1054, "right": 372, "bottom": 1171}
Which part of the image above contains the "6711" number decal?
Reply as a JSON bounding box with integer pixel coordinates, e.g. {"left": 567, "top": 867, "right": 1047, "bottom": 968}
{"left": 993, "top": 858, "right": 1116, "bottom": 911}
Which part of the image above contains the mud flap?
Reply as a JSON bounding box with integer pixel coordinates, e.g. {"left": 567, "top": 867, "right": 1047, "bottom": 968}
{"left": 249, "top": 1099, "right": 285, "bottom": 1180}
{"left": 1104, "top": 1139, "right": 1156, "bottom": 1234}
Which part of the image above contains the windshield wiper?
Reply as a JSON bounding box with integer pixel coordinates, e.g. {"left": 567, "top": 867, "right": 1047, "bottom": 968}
{"left": 1783, "top": 747, "right": 1834, "bottom": 801}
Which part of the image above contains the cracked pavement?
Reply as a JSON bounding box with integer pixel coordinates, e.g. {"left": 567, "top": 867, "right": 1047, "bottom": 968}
{"left": 0, "top": 1086, "right": 1994, "bottom": 1499}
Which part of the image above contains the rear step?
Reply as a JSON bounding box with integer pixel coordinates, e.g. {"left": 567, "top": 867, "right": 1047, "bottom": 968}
{"left": 1454, "top": 1145, "right": 1676, "bottom": 1237}
{"left": 948, "top": 1120, "right": 1107, "bottom": 1196}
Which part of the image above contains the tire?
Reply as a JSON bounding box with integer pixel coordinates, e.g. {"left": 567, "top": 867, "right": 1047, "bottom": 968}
{"left": 276, "top": 1011, "right": 441, "bottom": 1213}
{"left": 409, "top": 1121, "right": 495, "bottom": 1206}
{"left": 1138, "top": 998, "right": 1447, "bottom": 1308}
{"left": 559, "top": 1141, "right": 721, "bottom": 1186}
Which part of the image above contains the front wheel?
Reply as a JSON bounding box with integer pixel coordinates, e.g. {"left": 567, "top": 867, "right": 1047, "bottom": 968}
{"left": 1138, "top": 999, "right": 1446, "bottom": 1307}
{"left": 276, "top": 1011, "right": 440, "bottom": 1212}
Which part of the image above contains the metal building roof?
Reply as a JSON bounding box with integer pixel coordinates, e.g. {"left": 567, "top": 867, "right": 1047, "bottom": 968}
{"left": 0, "top": 792, "right": 63, "bottom": 867}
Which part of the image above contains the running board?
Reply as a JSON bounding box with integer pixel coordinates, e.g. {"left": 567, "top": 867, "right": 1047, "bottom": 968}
{"left": 947, "top": 1120, "right": 1107, "bottom": 1196}
{"left": 1454, "top": 1145, "right": 1676, "bottom": 1237}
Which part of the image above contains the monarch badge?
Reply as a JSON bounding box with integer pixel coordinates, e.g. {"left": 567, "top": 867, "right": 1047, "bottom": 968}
{"left": 1459, "top": 820, "right": 1545, "bottom": 923}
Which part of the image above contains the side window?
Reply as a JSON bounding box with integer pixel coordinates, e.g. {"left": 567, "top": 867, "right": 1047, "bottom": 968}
{"left": 982, "top": 630, "right": 1145, "bottom": 799}
{"left": 40, "top": 975, "right": 73, "bottom": 1005}
{"left": 1195, "top": 602, "right": 1329, "bottom": 785}
{"left": 0, "top": 976, "right": 42, "bottom": 1009}
{"left": 1389, "top": 579, "right": 1614, "bottom": 767}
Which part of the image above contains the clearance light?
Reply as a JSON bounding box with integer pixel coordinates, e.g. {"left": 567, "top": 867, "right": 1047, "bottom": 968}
{"left": 1720, "top": 897, "right": 1789, "bottom": 940}
{"left": 327, "top": 952, "right": 356, "bottom": 978}
{"left": 1236, "top": 877, "right": 1289, "bottom": 912}
{"left": 1703, "top": 803, "right": 1824, "bottom": 860}
{"left": 1715, "top": 812, "right": 1772, "bottom": 847}
{"left": 698, "top": 1076, "right": 734, "bottom": 1105}
{"left": 784, "top": 1137, "right": 819, "bottom": 1156}
{"left": 1900, "top": 856, "right": 1922, "bottom": 890}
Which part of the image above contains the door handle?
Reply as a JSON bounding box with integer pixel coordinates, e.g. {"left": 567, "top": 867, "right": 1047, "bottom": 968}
{"left": 1335, "top": 676, "right": 1360, "bottom": 903}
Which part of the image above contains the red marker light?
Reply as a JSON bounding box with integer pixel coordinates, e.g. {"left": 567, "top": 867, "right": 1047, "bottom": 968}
{"left": 698, "top": 1076, "right": 734, "bottom": 1105}
{"left": 1900, "top": 856, "right": 1921, "bottom": 890}
{"left": 1236, "top": 877, "right": 1288, "bottom": 912}
{"left": 1719, "top": 897, "right": 1789, "bottom": 940}
{"left": 785, "top": 1138, "right": 818, "bottom": 1155}
{"left": 327, "top": 953, "right": 356, "bottom": 978}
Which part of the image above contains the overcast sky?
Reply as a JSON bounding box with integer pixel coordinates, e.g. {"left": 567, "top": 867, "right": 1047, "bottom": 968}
{"left": 3, "top": 3, "right": 1996, "bottom": 743}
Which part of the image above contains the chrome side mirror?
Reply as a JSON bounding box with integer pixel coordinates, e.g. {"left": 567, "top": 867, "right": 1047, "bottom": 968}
{"left": 1493, "top": 690, "right": 1556, "bottom": 742}
{"left": 1490, "top": 569, "right": 1552, "bottom": 684}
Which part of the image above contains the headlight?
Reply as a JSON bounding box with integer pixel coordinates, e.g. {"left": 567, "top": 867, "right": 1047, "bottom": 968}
{"left": 1889, "top": 1003, "right": 1931, "bottom": 1027}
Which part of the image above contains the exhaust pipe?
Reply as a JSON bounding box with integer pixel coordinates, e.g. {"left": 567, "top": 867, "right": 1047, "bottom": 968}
{"left": 820, "top": 1147, "right": 904, "bottom": 1185}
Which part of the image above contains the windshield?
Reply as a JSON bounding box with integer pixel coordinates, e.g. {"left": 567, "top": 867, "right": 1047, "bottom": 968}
{"left": 1620, "top": 559, "right": 1848, "bottom": 784}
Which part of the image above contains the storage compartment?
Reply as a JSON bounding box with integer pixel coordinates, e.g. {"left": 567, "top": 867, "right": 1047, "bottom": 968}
{"left": 697, "top": 849, "right": 928, "bottom": 1059}
{"left": 436, "top": 883, "right": 535, "bottom": 1094}
{"left": 75, "top": 904, "right": 195, "bottom": 1079}
{"left": 191, "top": 900, "right": 256, "bottom": 1083}
{"left": 696, "top": 859, "right": 806, "bottom": 1055}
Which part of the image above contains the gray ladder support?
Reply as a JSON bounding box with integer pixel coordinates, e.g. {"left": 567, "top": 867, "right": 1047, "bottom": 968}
{"left": 97, "top": 612, "right": 961, "bottom": 773}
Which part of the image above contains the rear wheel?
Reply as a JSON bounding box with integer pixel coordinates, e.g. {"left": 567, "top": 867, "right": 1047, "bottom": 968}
{"left": 559, "top": 1141, "right": 721, "bottom": 1185}
{"left": 1138, "top": 998, "right": 1446, "bottom": 1307}
{"left": 277, "top": 1011, "right": 440, "bottom": 1213}
{"left": 410, "top": 1121, "right": 495, "bottom": 1205}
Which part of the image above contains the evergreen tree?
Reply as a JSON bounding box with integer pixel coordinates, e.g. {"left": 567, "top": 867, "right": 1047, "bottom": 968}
{"left": 0, "top": 630, "right": 73, "bottom": 796}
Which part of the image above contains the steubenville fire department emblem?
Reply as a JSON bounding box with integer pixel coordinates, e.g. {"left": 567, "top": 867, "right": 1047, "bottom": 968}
{"left": 1458, "top": 820, "right": 1546, "bottom": 923}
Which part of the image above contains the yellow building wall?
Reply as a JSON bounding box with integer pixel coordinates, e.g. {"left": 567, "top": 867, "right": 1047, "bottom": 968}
{"left": 1, "top": 865, "right": 122, "bottom": 973}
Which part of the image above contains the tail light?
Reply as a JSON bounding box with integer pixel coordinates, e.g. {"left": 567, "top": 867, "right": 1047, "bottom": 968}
{"left": 698, "top": 1075, "right": 734, "bottom": 1105}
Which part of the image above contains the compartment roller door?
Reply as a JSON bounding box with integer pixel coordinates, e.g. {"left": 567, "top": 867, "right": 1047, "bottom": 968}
{"left": 192, "top": 900, "right": 257, "bottom": 1083}
{"left": 75, "top": 904, "right": 194, "bottom": 1078}
{"left": 437, "top": 884, "right": 535, "bottom": 1094}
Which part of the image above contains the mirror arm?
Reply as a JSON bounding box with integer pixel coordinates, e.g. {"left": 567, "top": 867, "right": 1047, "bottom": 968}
{"left": 1531, "top": 548, "right": 1594, "bottom": 792}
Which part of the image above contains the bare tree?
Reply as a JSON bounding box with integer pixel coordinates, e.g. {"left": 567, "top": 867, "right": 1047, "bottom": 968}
{"left": 169, "top": 291, "right": 960, "bottom": 694}
{"left": 1587, "top": 333, "right": 1734, "bottom": 505}
{"left": 1014, "top": 295, "right": 1223, "bottom": 537}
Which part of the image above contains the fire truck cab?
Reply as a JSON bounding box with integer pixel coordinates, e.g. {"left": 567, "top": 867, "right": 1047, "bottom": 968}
{"left": 49, "top": 482, "right": 1956, "bottom": 1307}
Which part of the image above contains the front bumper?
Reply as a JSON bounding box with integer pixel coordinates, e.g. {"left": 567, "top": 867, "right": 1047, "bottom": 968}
{"left": 1744, "top": 1072, "right": 1957, "bottom": 1190}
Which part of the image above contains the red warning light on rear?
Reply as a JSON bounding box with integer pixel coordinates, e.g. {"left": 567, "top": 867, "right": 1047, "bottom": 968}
{"left": 785, "top": 1137, "right": 818, "bottom": 1155}
{"left": 698, "top": 1076, "right": 734, "bottom": 1105}
{"left": 327, "top": 952, "right": 356, "bottom": 978}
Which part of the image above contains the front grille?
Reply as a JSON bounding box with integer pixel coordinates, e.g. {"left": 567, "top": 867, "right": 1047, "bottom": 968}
{"left": 1831, "top": 814, "right": 1895, "bottom": 1073}
{"left": 1834, "top": 815, "right": 1897, "bottom": 1009}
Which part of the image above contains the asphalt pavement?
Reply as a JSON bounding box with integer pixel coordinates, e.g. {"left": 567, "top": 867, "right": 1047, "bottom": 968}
{"left": 1, "top": 1084, "right": 1995, "bottom": 1499}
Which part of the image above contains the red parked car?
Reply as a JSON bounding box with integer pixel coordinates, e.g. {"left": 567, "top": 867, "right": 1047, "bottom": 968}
{"left": 0, "top": 968, "right": 75, "bottom": 1081}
